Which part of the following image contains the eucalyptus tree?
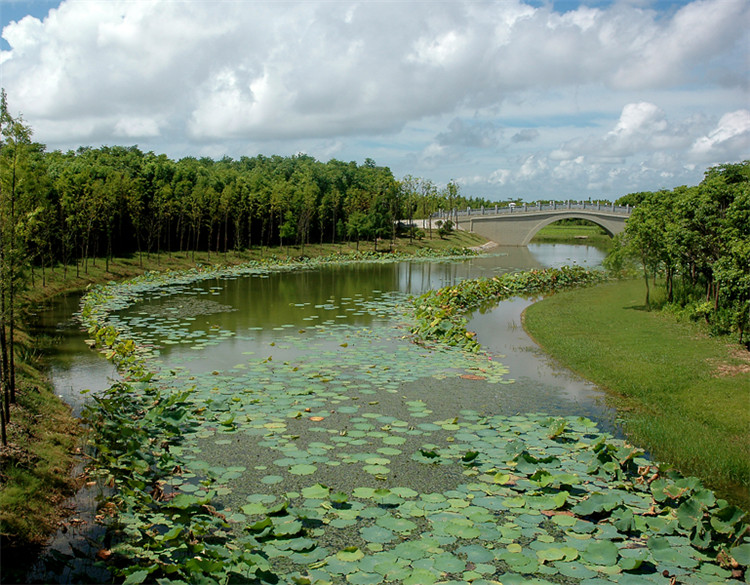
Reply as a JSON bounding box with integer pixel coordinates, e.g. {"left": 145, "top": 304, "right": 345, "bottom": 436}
{"left": 346, "top": 210, "right": 369, "bottom": 250}
{"left": 0, "top": 89, "right": 38, "bottom": 428}
{"left": 399, "top": 175, "right": 420, "bottom": 242}
{"left": 292, "top": 165, "right": 320, "bottom": 250}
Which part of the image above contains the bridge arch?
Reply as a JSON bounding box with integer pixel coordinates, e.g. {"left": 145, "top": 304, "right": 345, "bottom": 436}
{"left": 454, "top": 207, "right": 630, "bottom": 246}
{"left": 520, "top": 213, "right": 616, "bottom": 246}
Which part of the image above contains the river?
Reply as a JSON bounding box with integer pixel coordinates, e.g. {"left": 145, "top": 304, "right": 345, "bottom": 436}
{"left": 29, "top": 242, "right": 616, "bottom": 583}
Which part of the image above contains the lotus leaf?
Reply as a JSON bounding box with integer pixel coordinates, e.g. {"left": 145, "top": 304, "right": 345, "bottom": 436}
{"left": 581, "top": 540, "right": 619, "bottom": 566}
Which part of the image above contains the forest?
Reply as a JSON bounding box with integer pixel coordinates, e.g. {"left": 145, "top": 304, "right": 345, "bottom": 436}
{"left": 611, "top": 160, "right": 750, "bottom": 346}
{"left": 1, "top": 89, "right": 749, "bottom": 446}
{"left": 0, "top": 99, "right": 495, "bottom": 284}
{"left": 0, "top": 91, "right": 497, "bottom": 444}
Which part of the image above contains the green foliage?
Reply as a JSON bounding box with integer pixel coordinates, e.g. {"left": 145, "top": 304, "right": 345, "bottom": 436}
{"left": 607, "top": 161, "right": 750, "bottom": 344}
{"left": 70, "top": 256, "right": 750, "bottom": 584}
{"left": 410, "top": 265, "right": 608, "bottom": 350}
{"left": 0, "top": 131, "right": 497, "bottom": 273}
{"left": 436, "top": 218, "right": 454, "bottom": 238}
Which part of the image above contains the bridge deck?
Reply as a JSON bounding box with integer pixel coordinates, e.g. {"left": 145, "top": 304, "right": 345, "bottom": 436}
{"left": 434, "top": 204, "right": 631, "bottom": 247}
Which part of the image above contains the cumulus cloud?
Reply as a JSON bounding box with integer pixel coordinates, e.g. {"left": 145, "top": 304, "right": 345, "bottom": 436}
{"left": 690, "top": 110, "right": 750, "bottom": 158}
{"left": 0, "top": 0, "right": 747, "bottom": 198}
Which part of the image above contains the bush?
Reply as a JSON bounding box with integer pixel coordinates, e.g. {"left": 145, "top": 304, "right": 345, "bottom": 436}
{"left": 437, "top": 220, "right": 454, "bottom": 238}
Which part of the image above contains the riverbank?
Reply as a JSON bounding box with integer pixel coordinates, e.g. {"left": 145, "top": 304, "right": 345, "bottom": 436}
{"left": 523, "top": 278, "right": 750, "bottom": 509}
{"left": 23, "top": 231, "right": 487, "bottom": 305}
{"left": 530, "top": 223, "right": 614, "bottom": 249}
{"left": 0, "top": 230, "right": 488, "bottom": 559}
{"left": 0, "top": 334, "right": 81, "bottom": 565}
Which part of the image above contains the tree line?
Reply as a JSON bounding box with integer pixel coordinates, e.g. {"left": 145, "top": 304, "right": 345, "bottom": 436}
{"left": 0, "top": 92, "right": 496, "bottom": 444}
{"left": 609, "top": 161, "right": 749, "bottom": 346}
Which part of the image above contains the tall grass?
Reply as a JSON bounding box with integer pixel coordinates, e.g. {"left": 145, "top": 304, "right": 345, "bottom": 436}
{"left": 524, "top": 279, "right": 750, "bottom": 509}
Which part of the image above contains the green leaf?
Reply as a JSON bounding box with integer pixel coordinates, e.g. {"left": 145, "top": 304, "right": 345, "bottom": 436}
{"left": 324, "top": 490, "right": 347, "bottom": 507}
{"left": 360, "top": 525, "right": 395, "bottom": 544}
{"left": 462, "top": 450, "right": 479, "bottom": 463}
{"left": 677, "top": 497, "right": 704, "bottom": 530}
{"left": 247, "top": 517, "right": 273, "bottom": 533}
{"left": 160, "top": 525, "right": 183, "bottom": 541}
{"left": 337, "top": 546, "right": 364, "bottom": 562}
{"left": 618, "top": 548, "right": 648, "bottom": 571}
{"left": 710, "top": 505, "right": 745, "bottom": 534}
{"left": 301, "top": 483, "right": 330, "bottom": 499}
{"left": 582, "top": 540, "right": 619, "bottom": 566}
{"left": 122, "top": 569, "right": 151, "bottom": 585}
{"left": 547, "top": 418, "right": 567, "bottom": 438}
{"left": 166, "top": 493, "right": 210, "bottom": 510}
{"left": 731, "top": 543, "right": 750, "bottom": 565}
{"left": 572, "top": 492, "right": 622, "bottom": 517}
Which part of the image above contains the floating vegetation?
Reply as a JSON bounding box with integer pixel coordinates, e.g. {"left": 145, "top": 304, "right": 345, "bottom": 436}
{"left": 410, "top": 265, "right": 608, "bottom": 351}
{"left": 76, "top": 256, "right": 747, "bottom": 584}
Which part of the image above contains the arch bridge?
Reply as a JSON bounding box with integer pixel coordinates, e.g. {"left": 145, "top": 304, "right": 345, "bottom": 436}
{"left": 442, "top": 202, "right": 631, "bottom": 247}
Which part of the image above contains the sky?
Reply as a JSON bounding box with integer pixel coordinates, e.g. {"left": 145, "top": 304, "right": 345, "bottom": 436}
{"left": 0, "top": 0, "right": 748, "bottom": 201}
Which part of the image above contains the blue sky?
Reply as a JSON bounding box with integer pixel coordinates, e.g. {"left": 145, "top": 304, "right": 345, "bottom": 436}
{"left": 1, "top": 0, "right": 747, "bottom": 201}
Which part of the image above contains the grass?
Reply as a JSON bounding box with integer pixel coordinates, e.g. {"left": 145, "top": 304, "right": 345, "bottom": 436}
{"left": 530, "top": 222, "right": 614, "bottom": 249}
{"left": 1, "top": 229, "right": 487, "bottom": 553}
{"left": 0, "top": 337, "right": 81, "bottom": 552}
{"left": 523, "top": 278, "right": 750, "bottom": 509}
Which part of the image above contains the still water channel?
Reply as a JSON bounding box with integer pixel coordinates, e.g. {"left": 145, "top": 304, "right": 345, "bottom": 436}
{"left": 31, "top": 243, "right": 614, "bottom": 583}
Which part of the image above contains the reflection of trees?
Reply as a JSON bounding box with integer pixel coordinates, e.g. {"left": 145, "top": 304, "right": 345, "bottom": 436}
{"left": 127, "top": 248, "right": 564, "bottom": 340}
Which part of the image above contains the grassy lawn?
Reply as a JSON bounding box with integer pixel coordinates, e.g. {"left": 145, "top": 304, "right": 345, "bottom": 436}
{"left": 523, "top": 279, "right": 750, "bottom": 509}
{"left": 531, "top": 222, "right": 614, "bottom": 249}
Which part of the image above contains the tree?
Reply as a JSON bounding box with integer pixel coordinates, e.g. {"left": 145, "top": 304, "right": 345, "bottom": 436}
{"left": 346, "top": 211, "right": 369, "bottom": 251}
{"left": 622, "top": 193, "right": 668, "bottom": 309}
{"left": 399, "top": 176, "right": 419, "bottom": 243}
{"left": 0, "top": 89, "right": 38, "bottom": 441}
{"left": 606, "top": 160, "right": 750, "bottom": 343}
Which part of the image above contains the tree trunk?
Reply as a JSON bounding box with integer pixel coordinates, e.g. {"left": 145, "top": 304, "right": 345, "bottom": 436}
{"left": 0, "top": 349, "right": 6, "bottom": 444}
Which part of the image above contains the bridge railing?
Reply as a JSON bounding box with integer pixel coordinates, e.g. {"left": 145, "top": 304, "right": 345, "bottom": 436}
{"left": 432, "top": 201, "right": 632, "bottom": 220}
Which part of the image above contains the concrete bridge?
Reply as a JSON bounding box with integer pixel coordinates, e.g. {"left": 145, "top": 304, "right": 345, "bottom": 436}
{"left": 436, "top": 202, "right": 631, "bottom": 247}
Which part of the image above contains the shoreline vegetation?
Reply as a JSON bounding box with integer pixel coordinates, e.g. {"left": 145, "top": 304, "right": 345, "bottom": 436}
{"left": 1, "top": 231, "right": 486, "bottom": 557}
{"left": 75, "top": 246, "right": 748, "bottom": 584}
{"left": 407, "top": 259, "right": 750, "bottom": 509}
{"left": 3, "top": 232, "right": 748, "bottom": 580}
{"left": 522, "top": 279, "right": 750, "bottom": 510}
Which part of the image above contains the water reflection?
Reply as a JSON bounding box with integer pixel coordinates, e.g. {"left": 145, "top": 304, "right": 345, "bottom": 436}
{"left": 31, "top": 293, "right": 117, "bottom": 417}
{"left": 467, "top": 297, "right": 616, "bottom": 433}
{"left": 38, "top": 244, "right": 608, "bottom": 417}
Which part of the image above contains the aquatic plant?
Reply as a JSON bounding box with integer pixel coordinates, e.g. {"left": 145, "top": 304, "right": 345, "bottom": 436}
{"left": 74, "top": 257, "right": 747, "bottom": 584}
{"left": 410, "top": 265, "right": 608, "bottom": 351}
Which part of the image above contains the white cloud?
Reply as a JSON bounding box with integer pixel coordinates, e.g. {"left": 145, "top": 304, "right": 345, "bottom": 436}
{"left": 690, "top": 110, "right": 750, "bottom": 157}
{"left": 0, "top": 0, "right": 747, "bottom": 199}
{"left": 113, "top": 116, "right": 161, "bottom": 138}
